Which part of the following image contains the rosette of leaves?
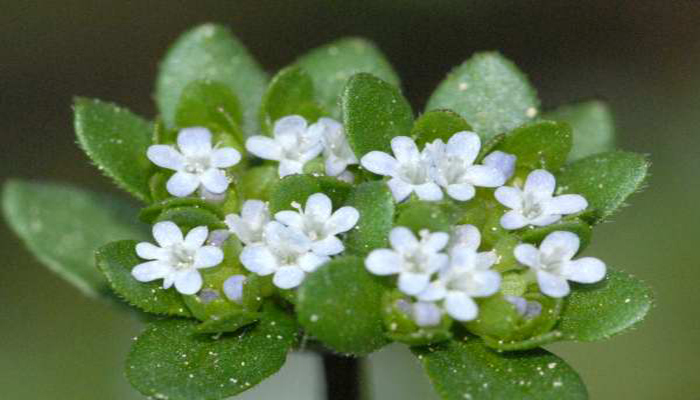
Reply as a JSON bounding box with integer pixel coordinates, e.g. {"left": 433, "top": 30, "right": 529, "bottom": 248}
{"left": 2, "top": 23, "right": 653, "bottom": 400}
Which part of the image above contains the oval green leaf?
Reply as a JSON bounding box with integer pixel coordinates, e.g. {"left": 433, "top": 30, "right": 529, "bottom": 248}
{"left": 295, "top": 37, "right": 400, "bottom": 118}
{"left": 344, "top": 181, "right": 395, "bottom": 255}
{"left": 155, "top": 206, "right": 227, "bottom": 231}
{"left": 342, "top": 73, "right": 414, "bottom": 158}
{"left": 260, "top": 66, "right": 324, "bottom": 133}
{"left": 413, "top": 339, "right": 588, "bottom": 400}
{"left": 2, "top": 180, "right": 148, "bottom": 297}
{"left": 411, "top": 109, "right": 472, "bottom": 147}
{"left": 297, "top": 256, "right": 389, "bottom": 355}
{"left": 396, "top": 200, "right": 452, "bottom": 233}
{"left": 139, "top": 197, "right": 224, "bottom": 224}
{"left": 174, "top": 80, "right": 244, "bottom": 141}
{"left": 156, "top": 23, "right": 267, "bottom": 137}
{"left": 543, "top": 100, "right": 615, "bottom": 162}
{"left": 497, "top": 121, "right": 572, "bottom": 171}
{"left": 74, "top": 97, "right": 153, "bottom": 201}
{"left": 426, "top": 52, "right": 540, "bottom": 140}
{"left": 127, "top": 303, "right": 296, "bottom": 400}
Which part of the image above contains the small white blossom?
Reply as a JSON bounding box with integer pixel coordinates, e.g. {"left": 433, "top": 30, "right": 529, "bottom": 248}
{"left": 514, "top": 231, "right": 606, "bottom": 298}
{"left": 483, "top": 150, "right": 517, "bottom": 182}
{"left": 417, "top": 226, "right": 500, "bottom": 321}
{"left": 426, "top": 132, "right": 506, "bottom": 201}
{"left": 147, "top": 127, "right": 241, "bottom": 197}
{"left": 275, "top": 193, "right": 359, "bottom": 256}
{"left": 225, "top": 200, "right": 270, "bottom": 245}
{"left": 495, "top": 169, "right": 588, "bottom": 230}
{"left": 361, "top": 136, "right": 443, "bottom": 202}
{"left": 365, "top": 227, "right": 449, "bottom": 295}
{"left": 318, "top": 117, "right": 358, "bottom": 177}
{"left": 132, "top": 221, "right": 224, "bottom": 295}
{"left": 245, "top": 115, "right": 324, "bottom": 177}
{"left": 240, "top": 221, "right": 330, "bottom": 289}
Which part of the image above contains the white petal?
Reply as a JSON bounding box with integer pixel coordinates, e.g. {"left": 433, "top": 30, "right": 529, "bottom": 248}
{"left": 265, "top": 221, "right": 311, "bottom": 252}
{"left": 273, "top": 115, "right": 307, "bottom": 137}
{"left": 360, "top": 151, "right": 398, "bottom": 176}
{"left": 211, "top": 147, "right": 241, "bottom": 168}
{"left": 278, "top": 159, "right": 304, "bottom": 177}
{"left": 446, "top": 132, "right": 480, "bottom": 164}
{"left": 451, "top": 225, "right": 481, "bottom": 250}
{"left": 398, "top": 272, "right": 430, "bottom": 295}
{"left": 446, "top": 183, "right": 475, "bottom": 201}
{"left": 274, "top": 210, "right": 304, "bottom": 230}
{"left": 536, "top": 271, "right": 570, "bottom": 298}
{"left": 194, "top": 246, "right": 224, "bottom": 269}
{"left": 223, "top": 275, "right": 247, "bottom": 303}
{"left": 207, "top": 229, "right": 231, "bottom": 247}
{"left": 337, "top": 170, "right": 355, "bottom": 183}
{"left": 246, "top": 136, "right": 283, "bottom": 161}
{"left": 426, "top": 253, "right": 449, "bottom": 274}
{"left": 298, "top": 142, "right": 324, "bottom": 163}
{"left": 273, "top": 266, "right": 305, "bottom": 289}
{"left": 152, "top": 221, "right": 183, "bottom": 247}
{"left": 131, "top": 261, "right": 170, "bottom": 282}
{"left": 413, "top": 302, "right": 443, "bottom": 327}
{"left": 417, "top": 281, "right": 447, "bottom": 302}
{"left": 524, "top": 169, "right": 556, "bottom": 196}
{"left": 505, "top": 295, "right": 529, "bottom": 316}
{"left": 389, "top": 226, "right": 418, "bottom": 253}
{"left": 135, "top": 242, "right": 165, "bottom": 260}
{"left": 500, "top": 210, "right": 528, "bottom": 230}
{"left": 494, "top": 186, "right": 523, "bottom": 210}
{"left": 174, "top": 269, "right": 203, "bottom": 295}
{"left": 365, "top": 249, "right": 403, "bottom": 275}
{"left": 529, "top": 214, "right": 562, "bottom": 227}
{"left": 450, "top": 246, "right": 477, "bottom": 270}
{"left": 540, "top": 231, "right": 580, "bottom": 261}
{"left": 325, "top": 156, "right": 348, "bottom": 177}
{"left": 242, "top": 200, "right": 269, "bottom": 221}
{"left": 470, "top": 270, "right": 501, "bottom": 297}
{"left": 311, "top": 236, "right": 344, "bottom": 256}
{"left": 424, "top": 232, "right": 450, "bottom": 252}
{"left": 326, "top": 206, "right": 360, "bottom": 235}
{"left": 414, "top": 182, "right": 444, "bottom": 201}
{"left": 177, "top": 127, "right": 212, "bottom": 156}
{"left": 514, "top": 244, "right": 541, "bottom": 268}
{"left": 184, "top": 226, "right": 209, "bottom": 249}
{"left": 306, "top": 193, "right": 333, "bottom": 220}
{"left": 390, "top": 136, "right": 420, "bottom": 162}
{"left": 475, "top": 251, "right": 498, "bottom": 270}
{"left": 387, "top": 178, "right": 413, "bottom": 202}
{"left": 545, "top": 194, "right": 588, "bottom": 215}
{"left": 225, "top": 214, "right": 248, "bottom": 242}
{"left": 483, "top": 151, "right": 516, "bottom": 181}
{"left": 464, "top": 165, "right": 505, "bottom": 187}
{"left": 200, "top": 168, "right": 229, "bottom": 194}
{"left": 166, "top": 171, "right": 200, "bottom": 197}
{"left": 566, "top": 257, "right": 606, "bottom": 283}
{"left": 147, "top": 145, "right": 184, "bottom": 171}
{"left": 297, "top": 252, "right": 330, "bottom": 272}
{"left": 444, "top": 292, "right": 478, "bottom": 321}
{"left": 240, "top": 245, "right": 277, "bottom": 276}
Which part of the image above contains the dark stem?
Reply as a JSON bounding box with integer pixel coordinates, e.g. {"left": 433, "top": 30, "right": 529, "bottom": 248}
{"left": 322, "top": 352, "right": 362, "bottom": 400}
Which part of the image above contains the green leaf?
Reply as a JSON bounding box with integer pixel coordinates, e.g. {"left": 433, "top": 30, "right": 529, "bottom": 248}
{"left": 268, "top": 174, "right": 351, "bottom": 214}
{"left": 260, "top": 66, "right": 324, "bottom": 133}
{"left": 342, "top": 73, "right": 414, "bottom": 158}
{"left": 414, "top": 339, "right": 588, "bottom": 400}
{"left": 426, "top": 52, "right": 539, "bottom": 140}
{"left": 195, "top": 311, "right": 260, "bottom": 334}
{"left": 412, "top": 110, "right": 472, "bottom": 148}
{"left": 344, "top": 181, "right": 395, "bottom": 255}
{"left": 156, "top": 23, "right": 268, "bottom": 137}
{"left": 556, "top": 151, "right": 649, "bottom": 223}
{"left": 127, "top": 303, "right": 297, "bottom": 400}
{"left": 557, "top": 267, "right": 653, "bottom": 341}
{"left": 297, "top": 256, "right": 389, "bottom": 355}
{"left": 97, "top": 240, "right": 191, "bottom": 317}
{"left": 239, "top": 165, "right": 279, "bottom": 201}
{"left": 497, "top": 121, "right": 572, "bottom": 171}
{"left": 2, "top": 180, "right": 148, "bottom": 297}
{"left": 174, "top": 80, "right": 243, "bottom": 139}
{"left": 74, "top": 97, "right": 153, "bottom": 202}
{"left": 544, "top": 100, "right": 615, "bottom": 162}
{"left": 154, "top": 207, "right": 227, "bottom": 231}
{"left": 295, "top": 37, "right": 400, "bottom": 118}
{"left": 396, "top": 200, "right": 452, "bottom": 233}
{"left": 140, "top": 197, "right": 224, "bottom": 224}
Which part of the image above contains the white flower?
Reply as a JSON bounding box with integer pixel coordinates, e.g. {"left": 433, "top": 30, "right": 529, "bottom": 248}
{"left": 225, "top": 200, "right": 270, "bottom": 245}
{"left": 132, "top": 221, "right": 224, "bottom": 295}
{"left": 483, "top": 150, "right": 517, "bottom": 182}
{"left": 426, "top": 132, "right": 506, "bottom": 201}
{"left": 514, "top": 231, "right": 606, "bottom": 298}
{"left": 245, "top": 115, "right": 324, "bottom": 177}
{"left": 147, "top": 127, "right": 241, "bottom": 197}
{"left": 417, "top": 227, "right": 500, "bottom": 321}
{"left": 240, "top": 221, "right": 330, "bottom": 289}
{"left": 361, "top": 136, "right": 443, "bottom": 202}
{"left": 495, "top": 169, "right": 588, "bottom": 230}
{"left": 275, "top": 193, "right": 359, "bottom": 256}
{"left": 318, "top": 117, "right": 358, "bottom": 177}
{"left": 365, "top": 227, "right": 449, "bottom": 295}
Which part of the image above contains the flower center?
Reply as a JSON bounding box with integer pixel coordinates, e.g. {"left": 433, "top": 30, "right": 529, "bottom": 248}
{"left": 522, "top": 193, "right": 544, "bottom": 219}
{"left": 398, "top": 160, "right": 429, "bottom": 184}
{"left": 184, "top": 156, "right": 211, "bottom": 174}
{"left": 170, "top": 245, "right": 196, "bottom": 270}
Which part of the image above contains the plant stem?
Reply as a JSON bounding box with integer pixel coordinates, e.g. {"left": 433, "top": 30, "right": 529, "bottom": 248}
{"left": 322, "top": 353, "right": 362, "bottom": 400}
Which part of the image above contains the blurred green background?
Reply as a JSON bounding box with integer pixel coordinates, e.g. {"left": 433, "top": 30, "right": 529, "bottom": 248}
{"left": 1, "top": 1, "right": 699, "bottom": 399}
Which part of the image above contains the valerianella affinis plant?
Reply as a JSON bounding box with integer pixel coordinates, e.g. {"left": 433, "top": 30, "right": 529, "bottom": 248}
{"left": 2, "top": 23, "right": 653, "bottom": 400}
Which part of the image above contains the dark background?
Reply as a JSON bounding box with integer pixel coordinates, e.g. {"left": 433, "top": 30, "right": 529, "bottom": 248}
{"left": 2, "top": 1, "right": 699, "bottom": 399}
